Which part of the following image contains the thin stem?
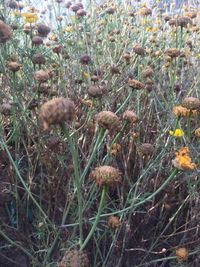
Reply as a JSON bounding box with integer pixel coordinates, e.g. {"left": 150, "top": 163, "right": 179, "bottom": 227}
{"left": 80, "top": 186, "right": 107, "bottom": 250}
{"left": 61, "top": 124, "right": 83, "bottom": 245}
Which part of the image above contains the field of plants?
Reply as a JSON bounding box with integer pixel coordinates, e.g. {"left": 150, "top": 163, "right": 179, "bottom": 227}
{"left": 0, "top": 0, "right": 200, "bottom": 266}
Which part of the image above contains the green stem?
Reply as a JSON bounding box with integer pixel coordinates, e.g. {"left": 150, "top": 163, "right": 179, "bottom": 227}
{"left": 61, "top": 124, "right": 83, "bottom": 245}
{"left": 80, "top": 186, "right": 107, "bottom": 250}
{"left": 81, "top": 127, "right": 106, "bottom": 182}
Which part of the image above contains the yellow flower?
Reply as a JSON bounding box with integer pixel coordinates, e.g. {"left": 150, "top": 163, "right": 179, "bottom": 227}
{"left": 169, "top": 129, "right": 184, "bottom": 137}
{"left": 172, "top": 147, "right": 196, "bottom": 171}
{"left": 22, "top": 13, "right": 38, "bottom": 23}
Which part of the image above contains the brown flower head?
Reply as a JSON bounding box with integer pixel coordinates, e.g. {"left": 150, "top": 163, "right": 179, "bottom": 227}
{"left": 8, "top": 1, "right": 18, "bottom": 9}
{"left": 1, "top": 102, "right": 12, "bottom": 116}
{"left": 80, "top": 54, "right": 91, "bottom": 65}
{"left": 142, "top": 67, "right": 153, "bottom": 79}
{"left": 32, "top": 53, "right": 46, "bottom": 65}
{"left": 0, "top": 20, "right": 12, "bottom": 43}
{"left": 168, "top": 18, "right": 176, "bottom": 26}
{"left": 138, "top": 143, "right": 154, "bottom": 156}
{"left": 37, "top": 23, "right": 51, "bottom": 37}
{"left": 77, "top": 9, "right": 87, "bottom": 17}
{"left": 32, "top": 36, "right": 43, "bottom": 45}
{"left": 88, "top": 85, "right": 106, "bottom": 98}
{"left": 89, "top": 165, "right": 121, "bottom": 187}
{"left": 177, "top": 16, "right": 192, "bottom": 28}
{"left": 96, "top": 111, "right": 120, "bottom": 130}
{"left": 58, "top": 249, "right": 89, "bottom": 267}
{"left": 40, "top": 97, "right": 75, "bottom": 130}
{"left": 139, "top": 7, "right": 152, "bottom": 16}
{"left": 176, "top": 247, "right": 189, "bottom": 262}
{"left": 182, "top": 97, "right": 200, "bottom": 110}
{"left": 7, "top": 61, "right": 21, "bottom": 72}
{"left": 133, "top": 44, "right": 146, "bottom": 56}
{"left": 173, "top": 105, "right": 197, "bottom": 117}
{"left": 165, "top": 48, "right": 180, "bottom": 58}
{"left": 194, "top": 128, "right": 200, "bottom": 138}
{"left": 34, "top": 70, "right": 49, "bottom": 83}
{"left": 108, "top": 216, "right": 121, "bottom": 229}
{"left": 65, "top": 1, "right": 72, "bottom": 8}
{"left": 122, "top": 110, "right": 138, "bottom": 124}
{"left": 128, "top": 79, "right": 145, "bottom": 90}
{"left": 106, "top": 7, "right": 116, "bottom": 14}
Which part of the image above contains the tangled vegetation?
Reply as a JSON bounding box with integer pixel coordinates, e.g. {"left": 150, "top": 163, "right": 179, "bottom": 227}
{"left": 0, "top": 0, "right": 199, "bottom": 266}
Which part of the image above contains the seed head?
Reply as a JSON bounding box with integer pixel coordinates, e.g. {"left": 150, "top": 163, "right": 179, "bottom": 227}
{"left": 37, "top": 23, "right": 51, "bottom": 37}
{"left": 32, "top": 53, "right": 46, "bottom": 65}
{"left": 108, "top": 216, "right": 121, "bottom": 229}
{"left": 165, "top": 48, "right": 180, "bottom": 58}
{"left": 89, "top": 165, "right": 121, "bottom": 187}
{"left": 128, "top": 79, "right": 145, "bottom": 90}
{"left": 7, "top": 61, "right": 21, "bottom": 72}
{"left": 32, "top": 36, "right": 43, "bottom": 45}
{"left": 176, "top": 247, "right": 189, "bottom": 262}
{"left": 182, "top": 97, "right": 200, "bottom": 110}
{"left": 122, "top": 110, "right": 138, "bottom": 124}
{"left": 39, "top": 98, "right": 75, "bottom": 130}
{"left": 96, "top": 111, "right": 119, "bottom": 130}
{"left": 34, "top": 70, "right": 50, "bottom": 83}
{"left": 138, "top": 143, "right": 154, "bottom": 156}
{"left": 0, "top": 20, "right": 12, "bottom": 43}
{"left": 133, "top": 44, "right": 146, "bottom": 56}
{"left": 58, "top": 248, "right": 89, "bottom": 267}
{"left": 88, "top": 85, "right": 106, "bottom": 98}
{"left": 142, "top": 67, "right": 153, "bottom": 79}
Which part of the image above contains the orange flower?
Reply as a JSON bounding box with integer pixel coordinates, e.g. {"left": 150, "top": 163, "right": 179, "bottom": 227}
{"left": 172, "top": 147, "right": 196, "bottom": 171}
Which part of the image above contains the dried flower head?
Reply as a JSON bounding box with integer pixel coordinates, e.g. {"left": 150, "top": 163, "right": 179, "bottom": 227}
{"left": 34, "top": 70, "right": 49, "bottom": 83}
{"left": 128, "top": 79, "right": 145, "bottom": 90}
{"left": 177, "top": 16, "right": 192, "bottom": 28}
{"left": 1, "top": 103, "right": 12, "bottom": 116}
{"left": 37, "top": 23, "right": 51, "bottom": 37}
{"left": 165, "top": 48, "right": 180, "bottom": 58}
{"left": 173, "top": 105, "right": 197, "bottom": 117}
{"left": 142, "top": 67, "right": 153, "bottom": 79}
{"left": 106, "top": 7, "right": 116, "bottom": 14}
{"left": 58, "top": 248, "right": 89, "bottom": 267}
{"left": 0, "top": 20, "right": 12, "bottom": 43}
{"left": 122, "top": 110, "right": 138, "bottom": 124}
{"left": 7, "top": 61, "right": 21, "bottom": 72}
{"left": 40, "top": 98, "right": 75, "bottom": 130}
{"left": 89, "top": 166, "right": 121, "bottom": 187}
{"left": 133, "top": 44, "right": 146, "bottom": 56}
{"left": 108, "top": 216, "right": 121, "bottom": 229}
{"left": 176, "top": 247, "right": 189, "bottom": 262}
{"left": 77, "top": 9, "right": 87, "bottom": 17}
{"left": 32, "top": 36, "right": 43, "bottom": 45}
{"left": 96, "top": 111, "right": 120, "bottom": 130}
{"left": 8, "top": 1, "right": 18, "bottom": 9}
{"left": 182, "top": 97, "right": 200, "bottom": 110}
{"left": 109, "top": 143, "right": 121, "bottom": 156}
{"left": 88, "top": 85, "right": 106, "bottom": 98}
{"left": 80, "top": 55, "right": 91, "bottom": 65}
{"left": 138, "top": 143, "right": 154, "bottom": 156}
{"left": 194, "top": 128, "right": 200, "bottom": 138}
{"left": 172, "top": 147, "right": 196, "bottom": 171}
{"left": 32, "top": 53, "right": 46, "bottom": 65}
{"left": 138, "top": 7, "right": 152, "bottom": 16}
